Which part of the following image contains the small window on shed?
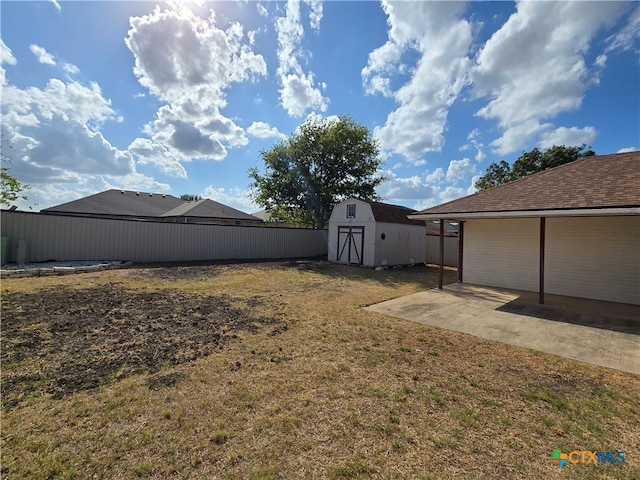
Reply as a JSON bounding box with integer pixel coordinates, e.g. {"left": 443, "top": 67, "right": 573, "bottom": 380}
{"left": 346, "top": 204, "right": 356, "bottom": 218}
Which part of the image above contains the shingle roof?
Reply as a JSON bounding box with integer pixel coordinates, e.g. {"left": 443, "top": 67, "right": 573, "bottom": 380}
{"left": 42, "top": 190, "right": 262, "bottom": 222}
{"left": 413, "top": 151, "right": 640, "bottom": 216}
{"left": 368, "top": 201, "right": 425, "bottom": 226}
{"left": 42, "top": 190, "right": 183, "bottom": 216}
{"left": 161, "top": 199, "right": 262, "bottom": 222}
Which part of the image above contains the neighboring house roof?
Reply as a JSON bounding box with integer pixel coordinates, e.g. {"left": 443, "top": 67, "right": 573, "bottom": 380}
{"left": 42, "top": 189, "right": 262, "bottom": 222}
{"left": 411, "top": 151, "right": 640, "bottom": 220}
{"left": 252, "top": 210, "right": 271, "bottom": 222}
{"left": 251, "top": 210, "right": 296, "bottom": 227}
{"left": 42, "top": 190, "right": 183, "bottom": 216}
{"left": 425, "top": 221, "right": 459, "bottom": 237}
{"left": 161, "top": 199, "right": 262, "bottom": 222}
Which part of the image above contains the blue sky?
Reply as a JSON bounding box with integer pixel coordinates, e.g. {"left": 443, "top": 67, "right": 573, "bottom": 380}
{"left": 1, "top": 0, "right": 638, "bottom": 213}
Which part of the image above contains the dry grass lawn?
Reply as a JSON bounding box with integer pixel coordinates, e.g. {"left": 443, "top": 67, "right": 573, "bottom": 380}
{"left": 2, "top": 260, "right": 639, "bottom": 479}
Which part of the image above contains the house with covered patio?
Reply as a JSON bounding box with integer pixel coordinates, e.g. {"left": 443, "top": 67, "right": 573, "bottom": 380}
{"left": 409, "top": 151, "right": 640, "bottom": 306}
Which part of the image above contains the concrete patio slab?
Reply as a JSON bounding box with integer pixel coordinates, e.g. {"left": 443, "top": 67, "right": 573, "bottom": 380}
{"left": 365, "top": 283, "right": 640, "bottom": 375}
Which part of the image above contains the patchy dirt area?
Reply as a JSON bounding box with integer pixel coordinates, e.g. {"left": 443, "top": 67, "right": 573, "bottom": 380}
{"left": 1, "top": 282, "right": 287, "bottom": 409}
{"left": 3, "top": 261, "right": 639, "bottom": 480}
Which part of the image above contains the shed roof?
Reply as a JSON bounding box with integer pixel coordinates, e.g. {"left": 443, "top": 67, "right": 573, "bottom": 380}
{"left": 367, "top": 201, "right": 424, "bottom": 226}
{"left": 411, "top": 151, "right": 640, "bottom": 220}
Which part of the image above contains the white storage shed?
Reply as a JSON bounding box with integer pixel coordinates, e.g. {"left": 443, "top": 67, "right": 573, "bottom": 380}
{"left": 328, "top": 198, "right": 427, "bottom": 267}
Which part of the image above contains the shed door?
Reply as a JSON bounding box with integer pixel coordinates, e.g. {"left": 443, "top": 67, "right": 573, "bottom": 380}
{"left": 337, "top": 226, "right": 365, "bottom": 265}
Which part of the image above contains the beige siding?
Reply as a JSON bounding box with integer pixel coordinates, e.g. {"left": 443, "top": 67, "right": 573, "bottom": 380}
{"left": 327, "top": 200, "right": 376, "bottom": 265}
{"left": 1, "top": 211, "right": 328, "bottom": 263}
{"left": 463, "top": 216, "right": 640, "bottom": 305}
{"left": 373, "top": 223, "right": 427, "bottom": 266}
{"left": 328, "top": 199, "right": 427, "bottom": 267}
{"left": 464, "top": 218, "right": 540, "bottom": 291}
{"left": 545, "top": 216, "right": 640, "bottom": 305}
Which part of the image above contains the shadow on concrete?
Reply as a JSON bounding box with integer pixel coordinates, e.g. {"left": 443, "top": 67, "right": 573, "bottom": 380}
{"left": 438, "top": 283, "right": 640, "bottom": 335}
{"left": 497, "top": 300, "right": 640, "bottom": 335}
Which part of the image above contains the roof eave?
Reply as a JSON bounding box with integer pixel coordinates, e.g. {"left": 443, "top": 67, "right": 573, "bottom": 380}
{"left": 409, "top": 207, "right": 640, "bottom": 221}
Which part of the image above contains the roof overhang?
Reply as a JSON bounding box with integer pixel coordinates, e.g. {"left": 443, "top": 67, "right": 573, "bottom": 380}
{"left": 409, "top": 207, "right": 640, "bottom": 221}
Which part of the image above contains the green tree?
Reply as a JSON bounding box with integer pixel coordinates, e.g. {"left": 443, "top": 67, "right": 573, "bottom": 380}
{"left": 0, "top": 139, "right": 29, "bottom": 207}
{"left": 473, "top": 160, "right": 513, "bottom": 190}
{"left": 249, "top": 116, "right": 385, "bottom": 229}
{"left": 475, "top": 144, "right": 595, "bottom": 191}
{"left": 180, "top": 194, "right": 202, "bottom": 201}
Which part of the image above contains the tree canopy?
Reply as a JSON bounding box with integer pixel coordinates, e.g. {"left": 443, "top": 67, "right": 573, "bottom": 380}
{"left": 474, "top": 144, "right": 596, "bottom": 191}
{"left": 249, "top": 116, "right": 384, "bottom": 229}
{"left": 180, "top": 194, "right": 202, "bottom": 201}
{"left": 1, "top": 139, "right": 29, "bottom": 207}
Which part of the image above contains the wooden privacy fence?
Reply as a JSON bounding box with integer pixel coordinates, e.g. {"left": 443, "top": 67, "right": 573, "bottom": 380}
{"left": 425, "top": 235, "right": 458, "bottom": 267}
{"left": 0, "top": 211, "right": 328, "bottom": 264}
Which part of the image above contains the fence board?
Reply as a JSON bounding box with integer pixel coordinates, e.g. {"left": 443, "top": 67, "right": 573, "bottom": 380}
{"left": 425, "top": 235, "right": 458, "bottom": 267}
{"left": 1, "top": 211, "right": 328, "bottom": 264}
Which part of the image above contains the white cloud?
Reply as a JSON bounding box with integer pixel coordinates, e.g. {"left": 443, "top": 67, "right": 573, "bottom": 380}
{"left": 363, "top": 1, "right": 472, "bottom": 160}
{"left": 275, "top": 0, "right": 328, "bottom": 117}
{"left": 489, "top": 120, "right": 551, "bottom": 155}
{"left": 466, "top": 128, "right": 486, "bottom": 162}
{"left": 279, "top": 72, "right": 327, "bottom": 117}
{"left": 0, "top": 74, "right": 163, "bottom": 211}
{"left": 303, "top": 111, "right": 340, "bottom": 125}
{"left": 468, "top": 176, "right": 481, "bottom": 195}
{"left": 377, "top": 171, "right": 435, "bottom": 201}
{"left": 472, "top": 1, "right": 629, "bottom": 155}
{"left": 247, "top": 121, "right": 287, "bottom": 140}
{"left": 247, "top": 29, "right": 258, "bottom": 46}
{"left": 438, "top": 186, "right": 466, "bottom": 204}
{"left": 125, "top": 3, "right": 267, "bottom": 173}
{"left": 3, "top": 79, "right": 116, "bottom": 132}
{"left": 50, "top": 0, "right": 61, "bottom": 12}
{"left": 425, "top": 168, "right": 444, "bottom": 183}
{"left": 128, "top": 137, "right": 187, "bottom": 178}
{"left": 111, "top": 173, "right": 170, "bottom": 193}
{"left": 1, "top": 39, "right": 16, "bottom": 86}
{"left": 29, "top": 44, "right": 56, "bottom": 65}
{"left": 27, "top": 44, "right": 79, "bottom": 78}
{"left": 256, "top": 3, "right": 269, "bottom": 18}
{"left": 1, "top": 79, "right": 132, "bottom": 183}
{"left": 377, "top": 160, "right": 474, "bottom": 210}
{"left": 1, "top": 39, "right": 17, "bottom": 66}
{"left": 538, "top": 126, "right": 597, "bottom": 150}
{"left": 445, "top": 158, "right": 478, "bottom": 184}
{"left": 293, "top": 112, "right": 341, "bottom": 135}
{"left": 304, "top": 0, "right": 323, "bottom": 32}
{"left": 594, "top": 54, "right": 607, "bottom": 69}
{"left": 63, "top": 62, "right": 79, "bottom": 75}
{"left": 616, "top": 147, "right": 638, "bottom": 153}
{"left": 606, "top": 5, "right": 639, "bottom": 53}
{"left": 202, "top": 185, "right": 257, "bottom": 213}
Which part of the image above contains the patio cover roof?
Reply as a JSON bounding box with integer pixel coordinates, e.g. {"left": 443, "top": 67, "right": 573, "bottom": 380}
{"left": 410, "top": 151, "right": 640, "bottom": 220}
